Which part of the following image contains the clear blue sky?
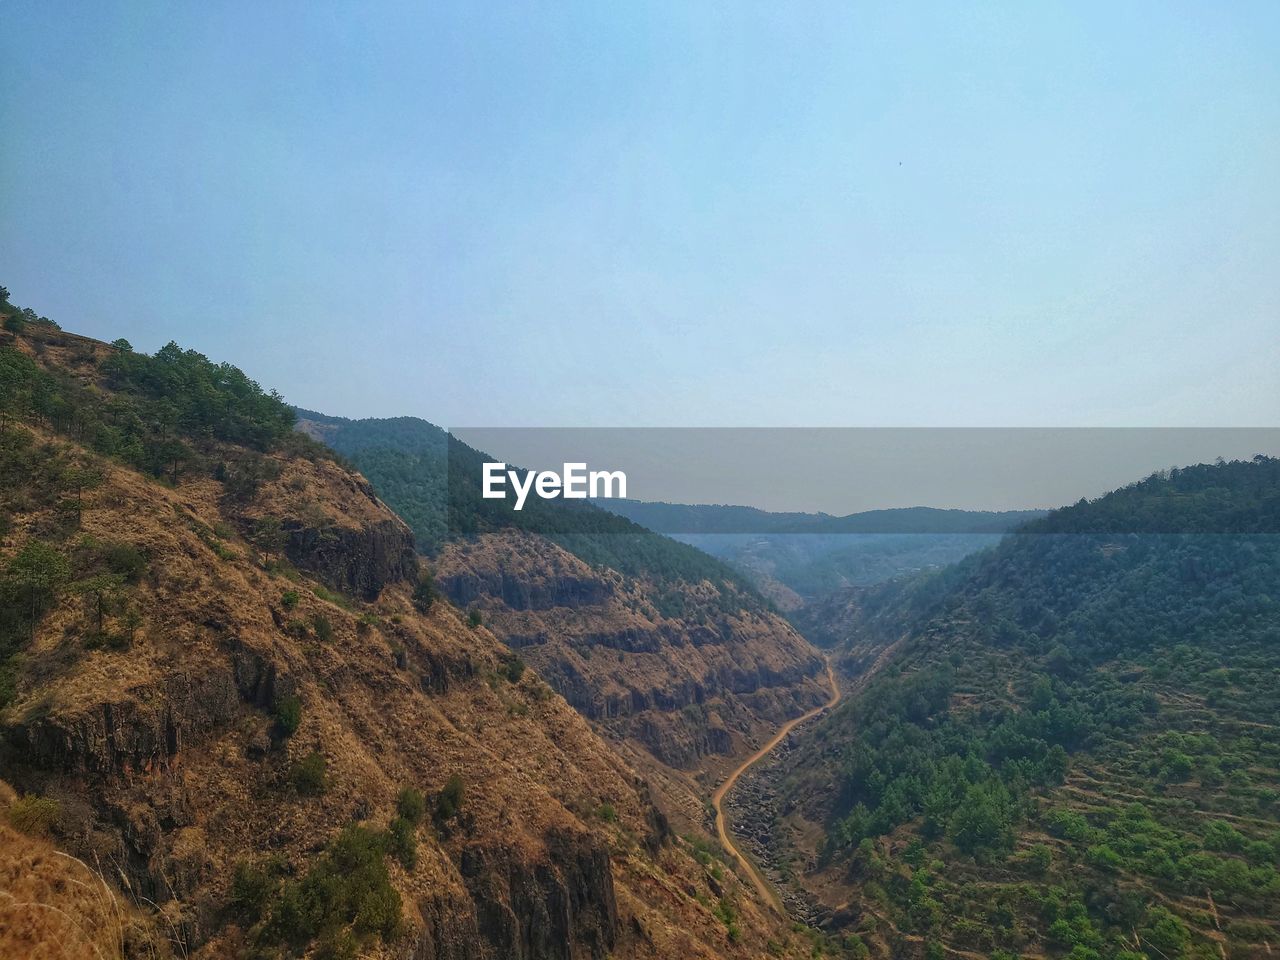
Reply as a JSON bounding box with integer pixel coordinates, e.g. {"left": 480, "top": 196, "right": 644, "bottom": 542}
{"left": 3, "top": 2, "right": 1277, "bottom": 427}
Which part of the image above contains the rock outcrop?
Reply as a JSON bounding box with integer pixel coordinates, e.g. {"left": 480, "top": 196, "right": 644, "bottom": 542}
{"left": 437, "top": 533, "right": 828, "bottom": 771}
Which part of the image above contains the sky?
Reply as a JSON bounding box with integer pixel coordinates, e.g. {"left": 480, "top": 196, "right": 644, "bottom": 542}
{"left": 2, "top": 2, "right": 1277, "bottom": 429}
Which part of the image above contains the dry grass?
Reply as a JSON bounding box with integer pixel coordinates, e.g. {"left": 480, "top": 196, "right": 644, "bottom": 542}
{"left": 0, "top": 821, "right": 131, "bottom": 960}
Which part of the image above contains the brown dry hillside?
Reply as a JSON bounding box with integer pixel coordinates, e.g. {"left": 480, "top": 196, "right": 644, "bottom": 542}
{"left": 291, "top": 410, "right": 830, "bottom": 801}
{"left": 0, "top": 322, "right": 820, "bottom": 960}
{"left": 437, "top": 531, "right": 830, "bottom": 829}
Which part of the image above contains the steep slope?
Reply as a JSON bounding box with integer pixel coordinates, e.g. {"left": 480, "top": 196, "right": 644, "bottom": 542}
{"left": 437, "top": 531, "right": 825, "bottom": 772}
{"left": 766, "top": 458, "right": 1280, "bottom": 959}
{"left": 293, "top": 410, "right": 829, "bottom": 789}
{"left": 0, "top": 318, "right": 822, "bottom": 960}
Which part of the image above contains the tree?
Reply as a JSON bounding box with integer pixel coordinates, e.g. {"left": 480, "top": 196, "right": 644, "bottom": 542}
{"left": 6, "top": 541, "right": 70, "bottom": 642}
{"left": 62, "top": 464, "right": 105, "bottom": 527}
{"left": 948, "top": 782, "right": 1013, "bottom": 856}
{"left": 274, "top": 695, "right": 303, "bottom": 737}
{"left": 74, "top": 572, "right": 126, "bottom": 639}
{"left": 252, "top": 517, "right": 287, "bottom": 562}
{"left": 412, "top": 573, "right": 439, "bottom": 613}
{"left": 397, "top": 786, "right": 426, "bottom": 825}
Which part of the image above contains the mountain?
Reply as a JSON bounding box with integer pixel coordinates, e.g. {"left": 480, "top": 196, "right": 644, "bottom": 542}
{"left": 293, "top": 409, "right": 830, "bottom": 802}
{"left": 601, "top": 501, "right": 1045, "bottom": 537}
{"left": 757, "top": 457, "right": 1280, "bottom": 958}
{"left": 0, "top": 315, "right": 829, "bottom": 959}
{"left": 597, "top": 501, "right": 1042, "bottom": 645}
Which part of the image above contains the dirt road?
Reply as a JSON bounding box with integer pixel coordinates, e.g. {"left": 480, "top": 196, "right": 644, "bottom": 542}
{"left": 711, "top": 657, "right": 841, "bottom": 912}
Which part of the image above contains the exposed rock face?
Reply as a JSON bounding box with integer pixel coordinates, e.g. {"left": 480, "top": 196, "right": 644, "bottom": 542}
{"left": 440, "top": 567, "right": 614, "bottom": 612}
{"left": 8, "top": 635, "right": 290, "bottom": 776}
{"left": 283, "top": 516, "right": 417, "bottom": 600}
{"left": 437, "top": 533, "right": 828, "bottom": 772}
{"left": 458, "top": 831, "right": 617, "bottom": 960}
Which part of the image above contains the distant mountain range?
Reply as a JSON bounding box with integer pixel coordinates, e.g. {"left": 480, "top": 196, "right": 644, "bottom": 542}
{"left": 595, "top": 500, "right": 1043, "bottom": 620}
{"left": 599, "top": 500, "right": 1046, "bottom": 535}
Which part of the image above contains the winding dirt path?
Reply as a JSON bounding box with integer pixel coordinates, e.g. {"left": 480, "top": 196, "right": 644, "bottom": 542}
{"left": 712, "top": 658, "right": 841, "bottom": 912}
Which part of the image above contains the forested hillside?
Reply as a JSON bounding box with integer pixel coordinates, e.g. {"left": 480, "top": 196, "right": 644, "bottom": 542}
{"left": 294, "top": 408, "right": 758, "bottom": 591}
{"left": 779, "top": 457, "right": 1280, "bottom": 959}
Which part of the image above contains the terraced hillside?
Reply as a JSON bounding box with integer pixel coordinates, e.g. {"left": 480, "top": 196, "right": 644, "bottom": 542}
{"left": 772, "top": 459, "right": 1280, "bottom": 959}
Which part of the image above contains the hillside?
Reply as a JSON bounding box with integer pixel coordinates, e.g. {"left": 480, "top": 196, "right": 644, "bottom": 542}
{"left": 764, "top": 458, "right": 1280, "bottom": 959}
{"left": 598, "top": 501, "right": 1041, "bottom": 646}
{"left": 0, "top": 316, "right": 829, "bottom": 960}
{"left": 601, "top": 502, "right": 1044, "bottom": 537}
{"left": 293, "top": 409, "right": 830, "bottom": 805}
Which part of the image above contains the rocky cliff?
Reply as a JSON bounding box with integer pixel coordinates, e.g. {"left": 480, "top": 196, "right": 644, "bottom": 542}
{"left": 437, "top": 533, "right": 829, "bottom": 773}
{"left": 0, "top": 325, "right": 820, "bottom": 960}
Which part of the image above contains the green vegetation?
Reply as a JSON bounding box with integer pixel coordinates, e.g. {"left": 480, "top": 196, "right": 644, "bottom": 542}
{"left": 293, "top": 408, "right": 766, "bottom": 599}
{"left": 801, "top": 457, "right": 1280, "bottom": 958}
{"left": 411, "top": 571, "right": 439, "bottom": 612}
{"left": 498, "top": 653, "right": 526, "bottom": 683}
{"left": 1, "top": 529, "right": 150, "bottom": 702}
{"left": 289, "top": 751, "right": 328, "bottom": 796}
{"left": 232, "top": 824, "right": 402, "bottom": 958}
{"left": 712, "top": 895, "right": 742, "bottom": 943}
{"left": 7, "top": 794, "right": 60, "bottom": 835}
{"left": 274, "top": 695, "right": 303, "bottom": 738}
{"left": 436, "top": 774, "right": 465, "bottom": 822}
{"left": 385, "top": 815, "right": 417, "bottom": 870}
{"left": 311, "top": 613, "right": 334, "bottom": 643}
{"left": 1, "top": 322, "right": 298, "bottom": 485}
{"left": 396, "top": 786, "right": 425, "bottom": 825}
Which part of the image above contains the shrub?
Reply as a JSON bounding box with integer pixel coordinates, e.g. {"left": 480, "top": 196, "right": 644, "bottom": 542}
{"left": 274, "top": 695, "right": 302, "bottom": 737}
{"left": 387, "top": 816, "right": 417, "bottom": 870}
{"left": 259, "top": 824, "right": 402, "bottom": 952}
{"left": 290, "top": 751, "right": 328, "bottom": 795}
{"left": 396, "top": 787, "right": 425, "bottom": 825}
{"left": 597, "top": 802, "right": 618, "bottom": 823}
{"left": 436, "top": 774, "right": 465, "bottom": 821}
{"left": 412, "top": 574, "right": 438, "bottom": 613}
{"left": 1023, "top": 843, "right": 1052, "bottom": 874}
{"left": 8, "top": 795, "right": 60, "bottom": 835}
{"left": 231, "top": 859, "right": 280, "bottom": 922}
{"left": 281, "top": 589, "right": 300, "bottom": 609}
{"left": 500, "top": 655, "right": 525, "bottom": 684}
{"left": 467, "top": 608, "right": 482, "bottom": 628}
{"left": 1204, "top": 819, "right": 1247, "bottom": 853}
{"left": 311, "top": 613, "right": 334, "bottom": 643}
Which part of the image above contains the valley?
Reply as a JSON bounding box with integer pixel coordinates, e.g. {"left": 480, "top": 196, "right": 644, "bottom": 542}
{"left": 712, "top": 656, "right": 842, "bottom": 914}
{"left": 5, "top": 8, "right": 1275, "bottom": 959}
{"left": 2, "top": 305, "right": 1277, "bottom": 960}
